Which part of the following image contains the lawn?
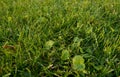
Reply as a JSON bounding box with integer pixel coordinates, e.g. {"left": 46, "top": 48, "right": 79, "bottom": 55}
{"left": 0, "top": 0, "right": 120, "bottom": 77}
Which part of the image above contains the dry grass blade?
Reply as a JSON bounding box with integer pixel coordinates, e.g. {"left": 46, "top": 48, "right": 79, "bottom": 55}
{"left": 2, "top": 45, "right": 16, "bottom": 52}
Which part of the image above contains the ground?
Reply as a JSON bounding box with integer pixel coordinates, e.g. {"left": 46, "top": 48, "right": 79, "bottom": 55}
{"left": 0, "top": 0, "right": 120, "bottom": 77}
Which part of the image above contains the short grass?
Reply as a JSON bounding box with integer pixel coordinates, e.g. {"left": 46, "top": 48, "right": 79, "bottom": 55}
{"left": 0, "top": 0, "right": 120, "bottom": 77}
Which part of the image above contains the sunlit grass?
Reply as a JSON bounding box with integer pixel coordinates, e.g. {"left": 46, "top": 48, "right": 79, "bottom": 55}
{"left": 0, "top": 0, "right": 120, "bottom": 77}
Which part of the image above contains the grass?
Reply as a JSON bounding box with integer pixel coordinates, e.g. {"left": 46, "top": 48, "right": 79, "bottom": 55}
{"left": 0, "top": 0, "right": 120, "bottom": 77}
